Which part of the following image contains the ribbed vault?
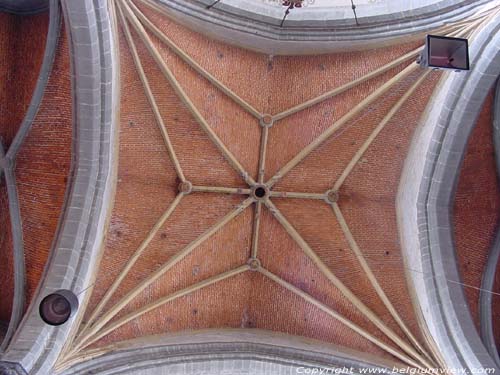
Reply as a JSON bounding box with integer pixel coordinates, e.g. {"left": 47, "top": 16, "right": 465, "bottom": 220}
{"left": 52, "top": 1, "right": 500, "bottom": 372}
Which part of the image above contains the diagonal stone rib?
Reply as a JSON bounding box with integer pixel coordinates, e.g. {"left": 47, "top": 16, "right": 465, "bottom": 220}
{"left": 72, "top": 196, "right": 253, "bottom": 352}
{"left": 259, "top": 267, "right": 424, "bottom": 370}
{"left": 121, "top": 0, "right": 255, "bottom": 186}
{"left": 131, "top": 0, "right": 262, "bottom": 120}
{"left": 264, "top": 199, "right": 433, "bottom": 369}
{"left": 332, "top": 203, "right": 435, "bottom": 366}
{"left": 119, "top": 3, "right": 186, "bottom": 182}
{"left": 74, "top": 265, "right": 250, "bottom": 353}
{"left": 265, "top": 62, "right": 419, "bottom": 189}
{"left": 79, "top": 193, "right": 184, "bottom": 336}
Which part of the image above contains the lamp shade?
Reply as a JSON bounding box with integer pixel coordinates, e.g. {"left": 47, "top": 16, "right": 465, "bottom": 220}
{"left": 39, "top": 289, "right": 79, "bottom": 326}
{"left": 420, "top": 35, "right": 469, "bottom": 71}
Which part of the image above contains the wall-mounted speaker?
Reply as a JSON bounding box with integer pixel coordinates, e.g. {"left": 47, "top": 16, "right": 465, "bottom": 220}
{"left": 419, "top": 35, "right": 470, "bottom": 71}
{"left": 39, "top": 289, "right": 79, "bottom": 326}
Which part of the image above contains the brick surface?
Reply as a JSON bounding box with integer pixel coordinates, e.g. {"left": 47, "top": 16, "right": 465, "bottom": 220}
{"left": 0, "top": 11, "right": 49, "bottom": 323}
{"left": 0, "top": 16, "right": 72, "bottom": 326}
{"left": 81, "top": 4, "right": 442, "bottom": 363}
{"left": 0, "top": 12, "right": 48, "bottom": 145}
{"left": 453, "top": 91, "right": 500, "bottom": 340}
{"left": 2, "top": 2, "right": 496, "bottom": 370}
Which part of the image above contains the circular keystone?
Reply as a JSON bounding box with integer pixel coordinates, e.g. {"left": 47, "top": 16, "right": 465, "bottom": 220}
{"left": 259, "top": 114, "right": 274, "bottom": 128}
{"left": 325, "top": 189, "right": 339, "bottom": 204}
{"left": 178, "top": 181, "right": 192, "bottom": 194}
{"left": 251, "top": 185, "right": 269, "bottom": 200}
{"left": 247, "top": 258, "right": 261, "bottom": 271}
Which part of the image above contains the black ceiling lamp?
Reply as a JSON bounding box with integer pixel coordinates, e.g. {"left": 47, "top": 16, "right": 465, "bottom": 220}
{"left": 39, "top": 289, "right": 79, "bottom": 326}
{"left": 418, "top": 35, "right": 470, "bottom": 71}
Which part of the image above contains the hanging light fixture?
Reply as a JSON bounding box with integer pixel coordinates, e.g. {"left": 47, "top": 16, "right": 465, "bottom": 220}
{"left": 39, "top": 289, "right": 79, "bottom": 326}
{"left": 418, "top": 35, "right": 470, "bottom": 71}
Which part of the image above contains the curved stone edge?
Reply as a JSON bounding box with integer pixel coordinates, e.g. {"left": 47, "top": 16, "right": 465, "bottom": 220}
{"left": 397, "top": 13, "right": 500, "bottom": 372}
{"left": 0, "top": 0, "right": 118, "bottom": 374}
{"left": 60, "top": 330, "right": 400, "bottom": 375}
{"left": 0, "top": 0, "right": 61, "bottom": 353}
{"left": 0, "top": 0, "right": 49, "bottom": 15}
{"left": 6, "top": 0, "right": 61, "bottom": 159}
{"left": 0, "top": 142, "right": 26, "bottom": 355}
{"left": 203, "top": 0, "right": 482, "bottom": 28}
{"left": 479, "top": 77, "right": 500, "bottom": 367}
{"left": 151, "top": 0, "right": 492, "bottom": 55}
